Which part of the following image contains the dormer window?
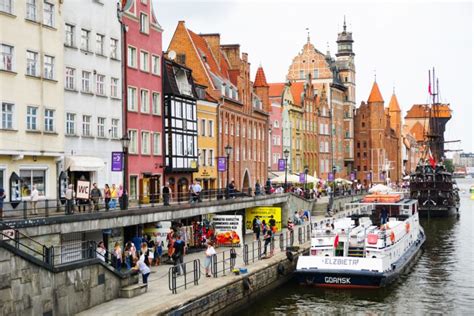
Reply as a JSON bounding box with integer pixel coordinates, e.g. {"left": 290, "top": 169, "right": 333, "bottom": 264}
{"left": 175, "top": 68, "right": 192, "bottom": 96}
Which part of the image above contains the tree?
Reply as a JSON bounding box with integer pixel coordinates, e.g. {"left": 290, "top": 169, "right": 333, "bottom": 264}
{"left": 444, "top": 159, "right": 454, "bottom": 173}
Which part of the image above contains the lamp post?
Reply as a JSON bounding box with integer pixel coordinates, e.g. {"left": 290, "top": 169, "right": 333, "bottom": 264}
{"left": 369, "top": 168, "right": 373, "bottom": 188}
{"left": 225, "top": 145, "right": 233, "bottom": 199}
{"left": 121, "top": 135, "right": 130, "bottom": 209}
{"left": 332, "top": 165, "right": 337, "bottom": 197}
{"left": 283, "top": 149, "right": 289, "bottom": 192}
{"left": 304, "top": 165, "right": 309, "bottom": 193}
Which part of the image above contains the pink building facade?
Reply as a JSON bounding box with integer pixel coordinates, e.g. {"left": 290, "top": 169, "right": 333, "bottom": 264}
{"left": 123, "top": 0, "right": 163, "bottom": 202}
{"left": 268, "top": 84, "right": 284, "bottom": 171}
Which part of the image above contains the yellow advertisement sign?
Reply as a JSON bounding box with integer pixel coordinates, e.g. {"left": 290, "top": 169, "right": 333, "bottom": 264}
{"left": 245, "top": 206, "right": 282, "bottom": 232}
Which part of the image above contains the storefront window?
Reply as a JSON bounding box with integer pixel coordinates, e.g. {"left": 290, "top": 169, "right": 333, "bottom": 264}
{"left": 0, "top": 169, "right": 4, "bottom": 190}
{"left": 20, "top": 169, "right": 46, "bottom": 197}
{"left": 130, "top": 176, "right": 137, "bottom": 200}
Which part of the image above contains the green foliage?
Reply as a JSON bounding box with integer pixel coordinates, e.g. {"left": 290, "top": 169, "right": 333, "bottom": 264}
{"left": 444, "top": 159, "right": 454, "bottom": 173}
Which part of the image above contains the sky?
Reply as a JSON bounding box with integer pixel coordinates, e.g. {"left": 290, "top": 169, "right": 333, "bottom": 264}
{"left": 153, "top": 0, "right": 473, "bottom": 154}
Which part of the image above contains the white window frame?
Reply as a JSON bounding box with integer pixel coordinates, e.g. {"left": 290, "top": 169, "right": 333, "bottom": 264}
{"left": 208, "top": 149, "right": 214, "bottom": 166}
{"left": 208, "top": 120, "right": 214, "bottom": 137}
{"left": 95, "top": 33, "right": 104, "bottom": 55}
{"left": 26, "top": 106, "right": 38, "bottom": 131}
{"left": 152, "top": 91, "right": 161, "bottom": 115}
{"left": 81, "top": 71, "right": 91, "bottom": 93}
{"left": 111, "top": 119, "right": 119, "bottom": 139}
{"left": 96, "top": 74, "right": 105, "bottom": 95}
{"left": 66, "top": 112, "right": 75, "bottom": 135}
{"left": 151, "top": 54, "right": 160, "bottom": 75}
{"left": 128, "top": 129, "right": 138, "bottom": 154}
{"left": 26, "top": 50, "right": 39, "bottom": 77}
{"left": 153, "top": 132, "right": 161, "bottom": 155}
{"left": 1, "top": 102, "right": 14, "bottom": 129}
{"left": 26, "top": 0, "right": 37, "bottom": 21}
{"left": 65, "top": 23, "right": 74, "bottom": 47}
{"left": 139, "top": 50, "right": 149, "bottom": 72}
{"left": 140, "top": 89, "right": 149, "bottom": 113}
{"left": 0, "top": 44, "right": 14, "bottom": 72}
{"left": 44, "top": 108, "right": 54, "bottom": 132}
{"left": 65, "top": 67, "right": 75, "bottom": 90}
{"left": 127, "top": 46, "right": 137, "bottom": 68}
{"left": 200, "top": 119, "right": 206, "bottom": 137}
{"left": 127, "top": 86, "right": 137, "bottom": 111}
{"left": 140, "top": 13, "right": 149, "bottom": 34}
{"left": 82, "top": 115, "right": 91, "bottom": 136}
{"left": 0, "top": 0, "right": 13, "bottom": 14}
{"left": 97, "top": 117, "right": 105, "bottom": 138}
{"left": 43, "top": 54, "right": 54, "bottom": 80}
{"left": 110, "top": 77, "right": 119, "bottom": 98}
{"left": 80, "top": 29, "right": 90, "bottom": 51}
{"left": 110, "top": 38, "right": 118, "bottom": 59}
{"left": 43, "top": 1, "right": 54, "bottom": 27}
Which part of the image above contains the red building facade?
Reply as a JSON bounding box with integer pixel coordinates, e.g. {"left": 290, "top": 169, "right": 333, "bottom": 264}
{"left": 123, "top": 0, "right": 163, "bottom": 202}
{"left": 268, "top": 84, "right": 284, "bottom": 171}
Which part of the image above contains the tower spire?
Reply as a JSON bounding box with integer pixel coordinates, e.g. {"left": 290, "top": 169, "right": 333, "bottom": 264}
{"left": 343, "top": 15, "right": 347, "bottom": 32}
{"left": 306, "top": 27, "right": 310, "bottom": 43}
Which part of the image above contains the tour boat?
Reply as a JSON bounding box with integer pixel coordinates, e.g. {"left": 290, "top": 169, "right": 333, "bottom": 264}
{"left": 295, "top": 194, "right": 425, "bottom": 288}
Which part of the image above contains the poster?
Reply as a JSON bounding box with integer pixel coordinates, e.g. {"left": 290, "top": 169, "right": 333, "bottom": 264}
{"left": 245, "top": 206, "right": 282, "bottom": 232}
{"left": 217, "top": 157, "right": 227, "bottom": 172}
{"left": 328, "top": 173, "right": 335, "bottom": 181}
{"left": 144, "top": 221, "right": 172, "bottom": 251}
{"left": 76, "top": 180, "right": 90, "bottom": 199}
{"left": 209, "top": 214, "right": 242, "bottom": 247}
{"left": 111, "top": 152, "right": 123, "bottom": 171}
{"left": 278, "top": 159, "right": 286, "bottom": 171}
{"left": 299, "top": 172, "right": 306, "bottom": 183}
{"left": 350, "top": 172, "right": 355, "bottom": 181}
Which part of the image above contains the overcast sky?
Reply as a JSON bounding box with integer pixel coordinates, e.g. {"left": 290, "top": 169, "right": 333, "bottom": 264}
{"left": 154, "top": 0, "right": 473, "bottom": 154}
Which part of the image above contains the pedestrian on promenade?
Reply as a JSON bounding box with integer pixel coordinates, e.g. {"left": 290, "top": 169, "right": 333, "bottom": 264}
{"left": 227, "top": 180, "right": 235, "bottom": 199}
{"left": 255, "top": 180, "right": 261, "bottom": 196}
{"left": 90, "top": 183, "right": 101, "bottom": 212}
{"left": 118, "top": 185, "right": 124, "bottom": 210}
{"left": 110, "top": 184, "right": 118, "bottom": 210}
{"left": 124, "top": 242, "right": 134, "bottom": 270}
{"left": 113, "top": 242, "right": 122, "bottom": 270}
{"left": 262, "top": 229, "right": 273, "bottom": 257}
{"left": 154, "top": 240, "right": 163, "bottom": 266}
{"left": 261, "top": 220, "right": 268, "bottom": 236}
{"left": 191, "top": 181, "right": 202, "bottom": 203}
{"left": 269, "top": 215, "right": 277, "bottom": 233}
{"left": 133, "top": 252, "right": 151, "bottom": 285}
{"left": 162, "top": 182, "right": 171, "bottom": 206}
{"left": 287, "top": 218, "right": 295, "bottom": 245}
{"left": 65, "top": 184, "right": 75, "bottom": 215}
{"left": 204, "top": 241, "right": 216, "bottom": 277}
{"left": 30, "top": 185, "right": 39, "bottom": 215}
{"left": 0, "top": 187, "right": 5, "bottom": 220}
{"left": 96, "top": 241, "right": 106, "bottom": 262}
{"left": 140, "top": 242, "right": 154, "bottom": 267}
{"left": 253, "top": 216, "right": 261, "bottom": 240}
{"left": 173, "top": 234, "right": 186, "bottom": 275}
{"left": 104, "top": 184, "right": 111, "bottom": 211}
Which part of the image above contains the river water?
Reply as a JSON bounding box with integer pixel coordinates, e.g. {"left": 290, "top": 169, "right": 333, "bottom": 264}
{"left": 239, "top": 178, "right": 474, "bottom": 315}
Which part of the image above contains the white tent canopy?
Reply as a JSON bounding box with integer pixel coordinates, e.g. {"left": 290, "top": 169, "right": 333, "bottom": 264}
{"left": 368, "top": 184, "right": 392, "bottom": 194}
{"left": 270, "top": 173, "right": 319, "bottom": 184}
{"left": 335, "top": 178, "right": 352, "bottom": 185}
{"left": 65, "top": 156, "right": 105, "bottom": 172}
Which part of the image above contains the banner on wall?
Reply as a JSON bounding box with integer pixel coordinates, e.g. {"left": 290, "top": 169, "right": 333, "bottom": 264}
{"left": 278, "top": 159, "right": 286, "bottom": 171}
{"left": 217, "top": 157, "right": 227, "bottom": 172}
{"left": 209, "top": 214, "right": 242, "bottom": 247}
{"left": 245, "top": 206, "right": 282, "bottom": 232}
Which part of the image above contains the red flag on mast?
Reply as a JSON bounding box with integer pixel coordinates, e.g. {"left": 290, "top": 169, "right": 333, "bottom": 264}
{"left": 333, "top": 234, "right": 339, "bottom": 248}
{"left": 428, "top": 70, "right": 432, "bottom": 95}
{"left": 428, "top": 149, "right": 436, "bottom": 168}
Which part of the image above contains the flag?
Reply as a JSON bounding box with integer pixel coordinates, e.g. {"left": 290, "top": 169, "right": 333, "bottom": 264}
{"left": 333, "top": 234, "right": 339, "bottom": 248}
{"left": 122, "top": 0, "right": 133, "bottom": 11}
{"left": 428, "top": 149, "right": 436, "bottom": 168}
{"left": 428, "top": 81, "right": 432, "bottom": 95}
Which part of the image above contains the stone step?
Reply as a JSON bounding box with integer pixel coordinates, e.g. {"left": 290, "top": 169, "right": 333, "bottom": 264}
{"left": 120, "top": 284, "right": 148, "bottom": 298}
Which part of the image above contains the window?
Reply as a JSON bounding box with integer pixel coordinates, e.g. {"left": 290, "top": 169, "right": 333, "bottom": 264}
{"left": 152, "top": 92, "right": 161, "bottom": 115}
{"left": 224, "top": 122, "right": 228, "bottom": 134}
{"left": 127, "top": 87, "right": 137, "bottom": 110}
{"left": 129, "top": 175, "right": 137, "bottom": 200}
{"left": 111, "top": 119, "right": 119, "bottom": 138}
{"left": 26, "top": 51, "right": 38, "bottom": 76}
{"left": 151, "top": 55, "right": 160, "bottom": 75}
{"left": 65, "top": 67, "right": 75, "bottom": 90}
{"left": 81, "top": 71, "right": 91, "bottom": 93}
{"left": 140, "top": 13, "right": 149, "bottom": 34}
{"left": 110, "top": 77, "right": 119, "bottom": 97}
{"left": 80, "top": 29, "right": 90, "bottom": 51}
{"left": 26, "top": 0, "right": 36, "bottom": 20}
{"left": 97, "top": 117, "right": 105, "bottom": 137}
{"left": 0, "top": 0, "right": 13, "bottom": 14}
{"left": 1, "top": 102, "right": 14, "bottom": 129}
{"left": 110, "top": 38, "right": 118, "bottom": 59}
{"left": 20, "top": 170, "right": 46, "bottom": 197}
{"left": 128, "top": 130, "right": 137, "bottom": 154}
{"left": 208, "top": 120, "right": 214, "bottom": 137}
{"left": 153, "top": 132, "right": 161, "bottom": 155}
{"left": 140, "top": 50, "right": 149, "bottom": 72}
{"left": 299, "top": 70, "right": 305, "bottom": 79}
{"left": 208, "top": 149, "right": 214, "bottom": 166}
{"left": 201, "top": 149, "right": 207, "bottom": 166}
{"left": 26, "top": 106, "right": 38, "bottom": 130}
{"left": 96, "top": 74, "right": 105, "bottom": 95}
{"left": 82, "top": 115, "right": 91, "bottom": 136}
{"left": 200, "top": 119, "right": 206, "bottom": 136}
{"left": 140, "top": 89, "right": 149, "bottom": 113}
{"left": 43, "top": 55, "right": 54, "bottom": 79}
{"left": 96, "top": 34, "right": 104, "bottom": 55}
{"left": 273, "top": 120, "right": 279, "bottom": 128}
{"left": 313, "top": 69, "right": 319, "bottom": 79}
{"left": 66, "top": 113, "right": 75, "bottom": 135}
{"left": 44, "top": 109, "right": 54, "bottom": 132}
{"left": 65, "top": 24, "right": 74, "bottom": 46}
{"left": 236, "top": 147, "right": 240, "bottom": 161}
{"left": 127, "top": 46, "right": 136, "bottom": 67}
{"left": 235, "top": 123, "right": 240, "bottom": 136}
{"left": 43, "top": 1, "right": 54, "bottom": 27}
{"left": 230, "top": 123, "right": 234, "bottom": 136}
{"left": 0, "top": 44, "right": 13, "bottom": 71}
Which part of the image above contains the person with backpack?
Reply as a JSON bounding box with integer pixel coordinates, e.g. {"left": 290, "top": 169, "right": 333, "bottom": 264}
{"left": 140, "top": 242, "right": 153, "bottom": 267}
{"left": 173, "top": 234, "right": 186, "bottom": 275}
{"left": 269, "top": 215, "right": 277, "bottom": 233}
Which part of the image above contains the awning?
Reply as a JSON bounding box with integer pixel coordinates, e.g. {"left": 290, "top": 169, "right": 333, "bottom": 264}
{"left": 65, "top": 156, "right": 105, "bottom": 172}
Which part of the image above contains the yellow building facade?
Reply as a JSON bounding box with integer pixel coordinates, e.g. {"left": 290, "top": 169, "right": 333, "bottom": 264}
{"left": 0, "top": 1, "right": 65, "bottom": 202}
{"left": 194, "top": 98, "right": 218, "bottom": 190}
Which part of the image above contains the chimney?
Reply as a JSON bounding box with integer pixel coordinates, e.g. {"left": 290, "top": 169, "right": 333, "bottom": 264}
{"left": 200, "top": 33, "right": 221, "bottom": 66}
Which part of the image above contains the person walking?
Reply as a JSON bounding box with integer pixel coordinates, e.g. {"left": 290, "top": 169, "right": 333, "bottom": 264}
{"left": 204, "top": 241, "right": 216, "bottom": 277}
{"left": 255, "top": 180, "right": 261, "bottom": 196}
{"left": 261, "top": 220, "right": 268, "bottom": 237}
{"left": 96, "top": 241, "right": 107, "bottom": 262}
{"left": 262, "top": 229, "right": 273, "bottom": 257}
{"left": 0, "top": 187, "right": 5, "bottom": 220}
{"left": 227, "top": 180, "right": 235, "bottom": 199}
{"left": 269, "top": 215, "right": 277, "bottom": 234}
{"left": 140, "top": 242, "right": 154, "bottom": 267}
{"left": 192, "top": 181, "right": 202, "bottom": 203}
{"left": 113, "top": 242, "right": 122, "bottom": 270}
{"left": 124, "top": 242, "right": 134, "bottom": 270}
{"left": 110, "top": 184, "right": 118, "bottom": 210}
{"left": 133, "top": 252, "right": 151, "bottom": 285}
{"left": 30, "top": 185, "right": 39, "bottom": 215}
{"left": 287, "top": 218, "right": 295, "bottom": 245}
{"left": 104, "top": 184, "right": 111, "bottom": 211}
{"left": 65, "top": 184, "right": 75, "bottom": 215}
{"left": 162, "top": 182, "right": 171, "bottom": 206}
{"left": 173, "top": 234, "right": 186, "bottom": 275}
{"left": 90, "top": 183, "right": 101, "bottom": 212}
{"left": 252, "top": 216, "right": 261, "bottom": 240}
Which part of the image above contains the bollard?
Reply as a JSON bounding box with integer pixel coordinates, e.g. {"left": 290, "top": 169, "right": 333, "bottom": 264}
{"left": 212, "top": 254, "right": 218, "bottom": 278}
{"left": 243, "top": 244, "right": 249, "bottom": 265}
{"left": 257, "top": 239, "right": 262, "bottom": 259}
{"left": 45, "top": 200, "right": 49, "bottom": 217}
{"left": 193, "top": 259, "right": 199, "bottom": 285}
{"left": 279, "top": 234, "right": 284, "bottom": 251}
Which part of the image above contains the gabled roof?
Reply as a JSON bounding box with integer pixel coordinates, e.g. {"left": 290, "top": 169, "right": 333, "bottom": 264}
{"left": 289, "top": 82, "right": 305, "bottom": 106}
{"left": 367, "top": 81, "right": 384, "bottom": 103}
{"left": 254, "top": 66, "right": 269, "bottom": 87}
{"left": 388, "top": 93, "right": 401, "bottom": 111}
{"left": 268, "top": 83, "right": 285, "bottom": 98}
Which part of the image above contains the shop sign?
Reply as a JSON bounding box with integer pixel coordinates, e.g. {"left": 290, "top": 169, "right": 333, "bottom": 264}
{"left": 245, "top": 206, "right": 282, "bottom": 232}
{"left": 76, "top": 180, "right": 90, "bottom": 199}
{"left": 209, "top": 214, "right": 242, "bottom": 247}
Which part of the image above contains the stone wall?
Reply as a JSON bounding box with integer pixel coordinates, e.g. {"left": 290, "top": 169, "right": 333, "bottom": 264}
{"left": 0, "top": 247, "right": 123, "bottom": 316}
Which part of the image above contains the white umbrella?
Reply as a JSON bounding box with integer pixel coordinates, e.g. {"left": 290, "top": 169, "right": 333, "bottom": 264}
{"left": 270, "top": 174, "right": 300, "bottom": 184}
{"left": 335, "top": 178, "right": 352, "bottom": 185}
{"left": 368, "top": 184, "right": 392, "bottom": 194}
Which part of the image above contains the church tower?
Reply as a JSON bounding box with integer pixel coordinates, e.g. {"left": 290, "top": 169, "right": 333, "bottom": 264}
{"left": 336, "top": 17, "right": 356, "bottom": 173}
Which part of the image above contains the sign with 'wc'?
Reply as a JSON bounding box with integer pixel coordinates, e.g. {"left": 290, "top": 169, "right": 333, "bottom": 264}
{"left": 76, "top": 180, "right": 91, "bottom": 199}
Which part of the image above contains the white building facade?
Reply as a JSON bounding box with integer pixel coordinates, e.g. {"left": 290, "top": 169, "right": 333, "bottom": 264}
{"left": 0, "top": 0, "right": 65, "bottom": 202}
{"left": 62, "top": 0, "right": 123, "bottom": 188}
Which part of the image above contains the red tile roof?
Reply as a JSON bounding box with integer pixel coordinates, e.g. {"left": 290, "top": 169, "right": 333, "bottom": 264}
{"left": 268, "top": 83, "right": 285, "bottom": 97}
{"left": 254, "top": 66, "right": 269, "bottom": 87}
{"left": 388, "top": 93, "right": 401, "bottom": 111}
{"left": 368, "top": 81, "right": 384, "bottom": 103}
{"left": 290, "top": 82, "right": 305, "bottom": 106}
{"left": 406, "top": 104, "right": 452, "bottom": 119}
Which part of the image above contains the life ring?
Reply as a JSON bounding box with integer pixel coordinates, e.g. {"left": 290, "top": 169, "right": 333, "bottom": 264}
{"left": 390, "top": 231, "right": 395, "bottom": 243}
{"left": 405, "top": 223, "right": 410, "bottom": 233}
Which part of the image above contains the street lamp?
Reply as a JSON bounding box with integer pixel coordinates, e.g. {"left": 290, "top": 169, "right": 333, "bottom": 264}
{"left": 369, "top": 169, "right": 373, "bottom": 188}
{"left": 332, "top": 165, "right": 337, "bottom": 197}
{"left": 304, "top": 165, "right": 309, "bottom": 193}
{"left": 121, "top": 135, "right": 130, "bottom": 209}
{"left": 225, "top": 145, "right": 233, "bottom": 199}
{"left": 283, "top": 149, "right": 290, "bottom": 192}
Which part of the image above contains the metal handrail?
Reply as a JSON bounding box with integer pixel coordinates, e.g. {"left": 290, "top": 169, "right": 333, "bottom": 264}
{"left": 168, "top": 259, "right": 201, "bottom": 294}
